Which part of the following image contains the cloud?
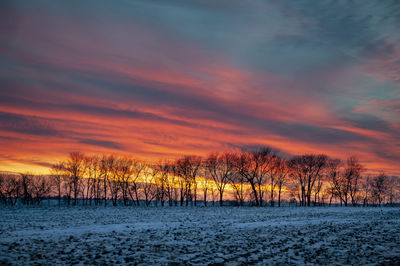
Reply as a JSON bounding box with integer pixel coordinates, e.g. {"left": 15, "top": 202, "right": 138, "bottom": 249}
{"left": 0, "top": 0, "right": 400, "bottom": 175}
{"left": 0, "top": 153, "right": 54, "bottom": 169}
{"left": 362, "top": 41, "right": 400, "bottom": 84}
{"left": 0, "top": 111, "right": 58, "bottom": 136}
{"left": 354, "top": 99, "right": 400, "bottom": 124}
{"left": 77, "top": 138, "right": 124, "bottom": 150}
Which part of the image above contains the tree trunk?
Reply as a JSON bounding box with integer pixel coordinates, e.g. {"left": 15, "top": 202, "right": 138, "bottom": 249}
{"left": 270, "top": 181, "right": 274, "bottom": 207}
{"left": 250, "top": 182, "right": 259, "bottom": 206}
{"left": 278, "top": 185, "right": 281, "bottom": 207}
{"left": 104, "top": 179, "right": 107, "bottom": 207}
{"left": 204, "top": 189, "right": 207, "bottom": 207}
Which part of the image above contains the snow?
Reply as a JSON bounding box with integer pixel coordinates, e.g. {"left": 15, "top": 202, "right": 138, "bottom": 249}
{"left": 0, "top": 206, "right": 399, "bottom": 265}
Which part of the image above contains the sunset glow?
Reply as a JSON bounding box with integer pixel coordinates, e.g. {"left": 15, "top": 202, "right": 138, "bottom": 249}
{"left": 1, "top": 1, "right": 400, "bottom": 175}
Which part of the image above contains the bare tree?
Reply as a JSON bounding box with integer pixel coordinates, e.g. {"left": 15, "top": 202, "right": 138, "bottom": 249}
{"left": 386, "top": 176, "right": 399, "bottom": 206}
{"left": 81, "top": 155, "right": 96, "bottom": 205}
{"left": 229, "top": 171, "right": 246, "bottom": 206}
{"left": 0, "top": 174, "right": 6, "bottom": 205}
{"left": 64, "top": 152, "right": 85, "bottom": 205}
{"left": 20, "top": 173, "right": 33, "bottom": 205}
{"left": 4, "top": 149, "right": 398, "bottom": 209}
{"left": 344, "top": 156, "right": 363, "bottom": 206}
{"left": 62, "top": 171, "right": 73, "bottom": 205}
{"left": 326, "top": 158, "right": 342, "bottom": 206}
{"left": 328, "top": 156, "right": 363, "bottom": 207}
{"left": 128, "top": 159, "right": 146, "bottom": 206}
{"left": 269, "top": 155, "right": 285, "bottom": 207}
{"left": 254, "top": 148, "right": 276, "bottom": 207}
{"left": 154, "top": 161, "right": 170, "bottom": 207}
{"left": 100, "top": 155, "right": 115, "bottom": 206}
{"left": 361, "top": 176, "right": 372, "bottom": 207}
{"left": 211, "top": 185, "right": 216, "bottom": 206}
{"left": 51, "top": 163, "right": 64, "bottom": 207}
{"left": 233, "top": 147, "right": 275, "bottom": 206}
{"left": 170, "top": 163, "right": 185, "bottom": 207}
{"left": 205, "top": 152, "right": 235, "bottom": 206}
{"left": 107, "top": 157, "right": 121, "bottom": 207}
{"left": 16, "top": 173, "right": 52, "bottom": 206}
{"left": 201, "top": 176, "right": 210, "bottom": 206}
{"left": 372, "top": 172, "right": 388, "bottom": 206}
{"left": 274, "top": 157, "right": 289, "bottom": 207}
{"left": 142, "top": 167, "right": 158, "bottom": 207}
{"left": 0, "top": 174, "right": 20, "bottom": 206}
{"left": 85, "top": 155, "right": 101, "bottom": 206}
{"left": 116, "top": 157, "right": 135, "bottom": 206}
{"left": 175, "top": 156, "right": 202, "bottom": 206}
{"left": 312, "top": 170, "right": 325, "bottom": 206}
{"left": 289, "top": 154, "right": 328, "bottom": 206}
{"left": 160, "top": 162, "right": 178, "bottom": 206}
{"left": 30, "top": 175, "right": 52, "bottom": 205}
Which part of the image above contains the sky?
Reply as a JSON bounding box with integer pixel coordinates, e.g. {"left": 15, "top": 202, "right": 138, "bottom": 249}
{"left": 0, "top": 0, "right": 399, "bottom": 175}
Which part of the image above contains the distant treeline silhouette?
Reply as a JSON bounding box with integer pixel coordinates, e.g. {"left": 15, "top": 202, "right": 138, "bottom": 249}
{"left": 0, "top": 147, "right": 398, "bottom": 207}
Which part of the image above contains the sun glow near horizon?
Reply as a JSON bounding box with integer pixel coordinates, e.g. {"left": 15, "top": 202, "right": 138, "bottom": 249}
{"left": 0, "top": 1, "right": 400, "bottom": 176}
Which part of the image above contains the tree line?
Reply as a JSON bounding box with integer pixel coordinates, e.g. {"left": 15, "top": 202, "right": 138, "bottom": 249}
{"left": 0, "top": 148, "right": 399, "bottom": 207}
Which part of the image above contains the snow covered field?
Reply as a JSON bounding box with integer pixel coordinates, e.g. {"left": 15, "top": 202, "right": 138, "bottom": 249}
{"left": 0, "top": 206, "right": 399, "bottom": 265}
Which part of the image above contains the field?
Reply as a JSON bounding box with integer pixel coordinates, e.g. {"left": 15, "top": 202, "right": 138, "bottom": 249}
{"left": 0, "top": 206, "right": 399, "bottom": 265}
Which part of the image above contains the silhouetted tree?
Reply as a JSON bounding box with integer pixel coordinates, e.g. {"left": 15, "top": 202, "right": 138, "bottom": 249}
{"left": 205, "top": 152, "right": 235, "bottom": 206}
{"left": 361, "top": 176, "right": 372, "bottom": 207}
{"left": 0, "top": 174, "right": 5, "bottom": 205}
{"left": 269, "top": 156, "right": 285, "bottom": 207}
{"left": 21, "top": 173, "right": 33, "bottom": 205}
{"left": 372, "top": 172, "right": 388, "bottom": 206}
{"left": 100, "top": 155, "right": 115, "bottom": 206}
{"left": 289, "top": 154, "right": 328, "bottom": 206}
{"left": 142, "top": 167, "right": 157, "bottom": 207}
{"left": 0, "top": 174, "right": 20, "bottom": 206}
{"left": 3, "top": 149, "right": 399, "bottom": 209}
{"left": 109, "top": 159, "right": 121, "bottom": 207}
{"left": 229, "top": 170, "right": 246, "bottom": 206}
{"left": 30, "top": 175, "right": 52, "bottom": 205}
{"left": 344, "top": 156, "right": 363, "bottom": 206}
{"left": 274, "top": 157, "right": 289, "bottom": 207}
{"left": 170, "top": 163, "right": 185, "bottom": 206}
{"left": 84, "top": 155, "right": 101, "bottom": 206}
{"left": 161, "top": 162, "right": 178, "bottom": 206}
{"left": 154, "top": 161, "right": 170, "bottom": 206}
{"left": 326, "top": 158, "right": 342, "bottom": 205}
{"left": 116, "top": 157, "right": 135, "bottom": 206}
{"left": 63, "top": 152, "right": 85, "bottom": 205}
{"left": 175, "top": 156, "right": 202, "bottom": 206}
{"left": 128, "top": 159, "right": 146, "bottom": 206}
{"left": 233, "top": 147, "right": 275, "bottom": 206}
{"left": 201, "top": 177, "right": 210, "bottom": 206}
{"left": 386, "top": 176, "right": 399, "bottom": 206}
{"left": 51, "top": 163, "right": 64, "bottom": 207}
